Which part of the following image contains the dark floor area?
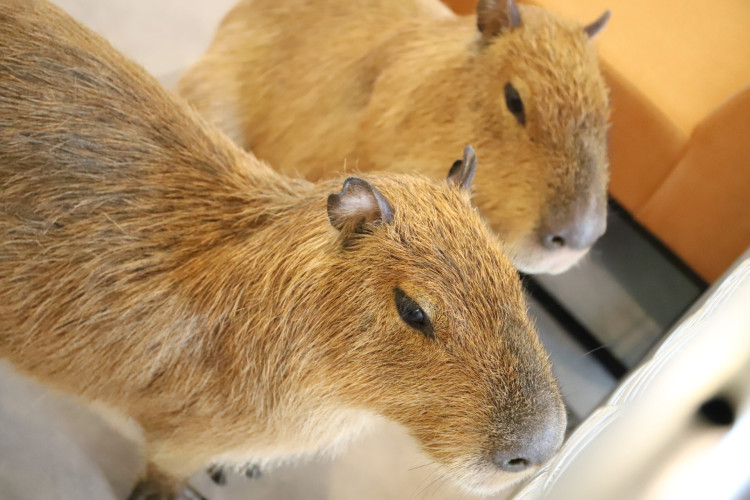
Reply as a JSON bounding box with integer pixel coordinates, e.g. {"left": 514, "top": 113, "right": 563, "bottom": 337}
{"left": 527, "top": 199, "right": 707, "bottom": 423}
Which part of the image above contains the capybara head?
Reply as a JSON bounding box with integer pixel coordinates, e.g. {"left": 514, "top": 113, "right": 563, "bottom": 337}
{"left": 468, "top": 0, "right": 611, "bottom": 274}
{"left": 315, "top": 147, "right": 566, "bottom": 493}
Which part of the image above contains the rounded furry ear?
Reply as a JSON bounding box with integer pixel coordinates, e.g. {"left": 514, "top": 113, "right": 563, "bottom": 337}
{"left": 327, "top": 177, "right": 394, "bottom": 234}
{"left": 584, "top": 10, "right": 611, "bottom": 39}
{"left": 447, "top": 145, "right": 478, "bottom": 190}
{"left": 477, "top": 0, "right": 522, "bottom": 40}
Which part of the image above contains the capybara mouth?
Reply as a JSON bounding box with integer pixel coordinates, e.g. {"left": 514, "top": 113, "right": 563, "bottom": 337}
{"left": 511, "top": 241, "right": 591, "bottom": 275}
{"left": 435, "top": 455, "right": 544, "bottom": 495}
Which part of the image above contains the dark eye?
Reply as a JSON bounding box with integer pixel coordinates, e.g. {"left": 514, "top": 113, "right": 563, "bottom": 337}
{"left": 504, "top": 82, "right": 526, "bottom": 126}
{"left": 394, "top": 287, "right": 434, "bottom": 339}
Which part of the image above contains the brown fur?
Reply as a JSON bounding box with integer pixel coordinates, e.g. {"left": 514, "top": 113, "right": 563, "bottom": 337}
{"left": 0, "top": 1, "right": 564, "bottom": 497}
{"left": 178, "top": 0, "right": 611, "bottom": 274}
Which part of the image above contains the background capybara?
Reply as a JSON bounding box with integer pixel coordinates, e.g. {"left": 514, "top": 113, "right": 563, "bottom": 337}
{"left": 178, "top": 0, "right": 611, "bottom": 274}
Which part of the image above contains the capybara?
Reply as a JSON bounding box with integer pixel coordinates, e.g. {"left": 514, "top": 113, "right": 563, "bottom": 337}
{"left": 0, "top": 1, "right": 564, "bottom": 498}
{"left": 178, "top": 0, "right": 611, "bottom": 275}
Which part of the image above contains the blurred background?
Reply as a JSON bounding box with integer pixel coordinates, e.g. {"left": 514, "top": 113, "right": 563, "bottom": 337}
{"left": 0, "top": 0, "right": 748, "bottom": 499}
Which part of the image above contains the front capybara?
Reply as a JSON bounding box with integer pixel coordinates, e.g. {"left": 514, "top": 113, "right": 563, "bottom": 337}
{"left": 178, "top": 0, "right": 611, "bottom": 275}
{"left": 0, "top": 1, "right": 564, "bottom": 498}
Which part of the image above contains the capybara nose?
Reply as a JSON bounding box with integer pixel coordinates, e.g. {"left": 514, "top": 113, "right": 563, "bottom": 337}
{"left": 492, "top": 413, "right": 565, "bottom": 472}
{"left": 493, "top": 452, "right": 533, "bottom": 472}
{"left": 492, "top": 436, "right": 557, "bottom": 472}
{"left": 540, "top": 208, "right": 606, "bottom": 251}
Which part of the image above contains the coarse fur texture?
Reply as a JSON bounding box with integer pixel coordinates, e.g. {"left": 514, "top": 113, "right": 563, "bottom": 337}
{"left": 178, "top": 0, "right": 611, "bottom": 275}
{"left": 0, "top": 1, "right": 565, "bottom": 497}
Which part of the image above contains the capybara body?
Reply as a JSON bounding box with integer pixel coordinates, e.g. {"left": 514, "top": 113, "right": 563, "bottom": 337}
{"left": 178, "top": 0, "right": 611, "bottom": 275}
{"left": 0, "top": 1, "right": 564, "bottom": 497}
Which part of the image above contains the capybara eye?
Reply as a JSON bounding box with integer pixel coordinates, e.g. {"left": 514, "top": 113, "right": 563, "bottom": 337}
{"left": 504, "top": 82, "right": 525, "bottom": 126}
{"left": 394, "top": 287, "right": 434, "bottom": 339}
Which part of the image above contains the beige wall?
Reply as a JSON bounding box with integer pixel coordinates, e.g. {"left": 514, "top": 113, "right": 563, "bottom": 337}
{"left": 53, "top": 0, "right": 237, "bottom": 84}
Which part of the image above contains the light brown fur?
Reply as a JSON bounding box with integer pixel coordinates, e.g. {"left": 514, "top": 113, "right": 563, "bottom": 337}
{"left": 178, "top": 0, "right": 611, "bottom": 274}
{"left": 0, "top": 1, "right": 564, "bottom": 497}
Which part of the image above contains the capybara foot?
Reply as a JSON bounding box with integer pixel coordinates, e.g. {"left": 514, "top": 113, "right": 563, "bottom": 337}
{"left": 206, "top": 465, "right": 227, "bottom": 486}
{"left": 206, "top": 463, "right": 261, "bottom": 487}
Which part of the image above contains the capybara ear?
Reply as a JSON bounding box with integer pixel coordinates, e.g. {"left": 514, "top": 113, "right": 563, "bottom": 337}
{"left": 476, "top": 0, "right": 522, "bottom": 40}
{"left": 327, "top": 177, "right": 394, "bottom": 235}
{"left": 447, "top": 145, "right": 478, "bottom": 191}
{"left": 584, "top": 10, "right": 611, "bottom": 39}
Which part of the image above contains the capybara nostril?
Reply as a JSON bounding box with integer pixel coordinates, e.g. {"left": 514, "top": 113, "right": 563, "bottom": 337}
{"left": 540, "top": 207, "right": 607, "bottom": 251}
{"left": 492, "top": 433, "right": 558, "bottom": 473}
{"left": 542, "top": 233, "right": 566, "bottom": 249}
{"left": 493, "top": 404, "right": 567, "bottom": 473}
{"left": 492, "top": 436, "right": 555, "bottom": 472}
{"left": 493, "top": 454, "right": 532, "bottom": 472}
